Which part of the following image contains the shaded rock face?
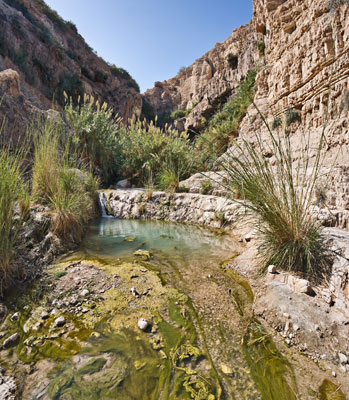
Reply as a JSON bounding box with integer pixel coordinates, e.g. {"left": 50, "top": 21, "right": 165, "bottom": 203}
{"left": 142, "top": 22, "right": 258, "bottom": 132}
{"left": 0, "top": 0, "right": 142, "bottom": 141}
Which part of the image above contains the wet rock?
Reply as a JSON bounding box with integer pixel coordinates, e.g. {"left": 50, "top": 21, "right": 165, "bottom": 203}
{"left": 134, "top": 250, "right": 151, "bottom": 260}
{"left": 338, "top": 352, "right": 348, "bottom": 364}
{"left": 137, "top": 318, "right": 149, "bottom": 331}
{"left": 10, "top": 312, "right": 19, "bottom": 322}
{"left": 3, "top": 333, "right": 20, "bottom": 348}
{"left": 40, "top": 311, "right": 49, "bottom": 320}
{"left": 54, "top": 316, "right": 66, "bottom": 327}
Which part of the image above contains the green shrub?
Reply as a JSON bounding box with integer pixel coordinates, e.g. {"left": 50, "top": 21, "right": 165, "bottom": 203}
{"left": 329, "top": 0, "right": 349, "bottom": 12}
{"left": 66, "top": 21, "right": 78, "bottom": 34}
{"left": 117, "top": 117, "right": 199, "bottom": 187}
{"left": 158, "top": 167, "right": 180, "bottom": 193}
{"left": 0, "top": 138, "right": 29, "bottom": 291}
{"left": 81, "top": 67, "right": 93, "bottom": 81}
{"left": 171, "top": 109, "right": 186, "bottom": 119}
{"left": 110, "top": 65, "right": 140, "bottom": 93}
{"left": 32, "top": 117, "right": 98, "bottom": 242}
{"left": 178, "top": 66, "right": 186, "bottom": 74}
{"left": 272, "top": 117, "right": 282, "bottom": 130}
{"left": 55, "top": 73, "right": 83, "bottom": 106}
{"left": 217, "top": 107, "right": 332, "bottom": 281}
{"left": 227, "top": 53, "right": 238, "bottom": 69}
{"left": 257, "top": 41, "right": 266, "bottom": 57}
{"left": 94, "top": 70, "right": 108, "bottom": 83}
{"left": 195, "top": 69, "right": 257, "bottom": 161}
{"left": 65, "top": 95, "right": 121, "bottom": 183}
{"left": 285, "top": 108, "right": 301, "bottom": 126}
{"left": 201, "top": 180, "right": 213, "bottom": 195}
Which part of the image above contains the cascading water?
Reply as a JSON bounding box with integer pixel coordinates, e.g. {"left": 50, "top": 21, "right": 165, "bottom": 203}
{"left": 98, "top": 192, "right": 113, "bottom": 218}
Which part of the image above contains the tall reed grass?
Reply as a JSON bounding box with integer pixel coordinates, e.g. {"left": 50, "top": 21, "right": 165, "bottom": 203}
{"left": 0, "top": 137, "right": 29, "bottom": 291}
{"left": 32, "top": 117, "right": 98, "bottom": 242}
{"left": 216, "top": 105, "right": 333, "bottom": 281}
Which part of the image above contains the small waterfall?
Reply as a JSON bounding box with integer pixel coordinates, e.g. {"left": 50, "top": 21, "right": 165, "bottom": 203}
{"left": 98, "top": 192, "right": 113, "bottom": 218}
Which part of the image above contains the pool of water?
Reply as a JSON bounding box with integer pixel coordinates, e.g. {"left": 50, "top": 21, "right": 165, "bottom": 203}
{"left": 3, "top": 217, "right": 300, "bottom": 400}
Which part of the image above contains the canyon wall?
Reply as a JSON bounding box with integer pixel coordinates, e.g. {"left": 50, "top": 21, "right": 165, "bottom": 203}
{"left": 144, "top": 0, "right": 348, "bottom": 162}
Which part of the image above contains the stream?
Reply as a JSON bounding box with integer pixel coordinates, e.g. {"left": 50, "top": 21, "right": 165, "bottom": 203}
{"left": 1, "top": 216, "right": 299, "bottom": 399}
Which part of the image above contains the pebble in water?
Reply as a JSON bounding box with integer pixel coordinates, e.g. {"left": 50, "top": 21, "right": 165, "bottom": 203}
{"left": 137, "top": 318, "right": 149, "bottom": 331}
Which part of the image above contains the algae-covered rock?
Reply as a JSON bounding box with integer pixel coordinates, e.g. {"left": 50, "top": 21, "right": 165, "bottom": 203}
{"left": 133, "top": 249, "right": 151, "bottom": 260}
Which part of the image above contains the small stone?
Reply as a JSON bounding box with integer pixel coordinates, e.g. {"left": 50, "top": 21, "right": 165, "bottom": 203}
{"left": 282, "top": 313, "right": 290, "bottom": 319}
{"left": 289, "top": 333, "right": 294, "bottom": 339}
{"left": 54, "top": 316, "right": 66, "bottom": 327}
{"left": 220, "top": 364, "right": 233, "bottom": 375}
{"left": 207, "top": 274, "right": 212, "bottom": 278}
{"left": 11, "top": 312, "right": 19, "bottom": 321}
{"left": 268, "top": 265, "right": 277, "bottom": 274}
{"left": 285, "top": 339, "right": 291, "bottom": 345}
{"left": 293, "top": 324, "right": 300, "bottom": 331}
{"left": 338, "top": 353, "right": 348, "bottom": 364}
{"left": 314, "top": 324, "right": 320, "bottom": 331}
{"left": 40, "top": 311, "right": 49, "bottom": 320}
{"left": 137, "top": 318, "right": 149, "bottom": 331}
{"left": 130, "top": 287, "right": 138, "bottom": 296}
{"left": 81, "top": 308, "right": 89, "bottom": 314}
{"left": 332, "top": 371, "right": 336, "bottom": 377}
{"left": 80, "top": 289, "right": 89, "bottom": 297}
{"left": 3, "top": 333, "right": 20, "bottom": 348}
{"left": 51, "top": 309, "right": 58, "bottom": 316}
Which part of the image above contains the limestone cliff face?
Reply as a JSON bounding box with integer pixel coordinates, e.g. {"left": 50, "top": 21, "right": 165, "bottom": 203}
{"left": 144, "top": 0, "right": 348, "bottom": 156}
{"left": 0, "top": 0, "right": 142, "bottom": 137}
{"left": 243, "top": 0, "right": 349, "bottom": 165}
{"left": 143, "top": 22, "right": 258, "bottom": 132}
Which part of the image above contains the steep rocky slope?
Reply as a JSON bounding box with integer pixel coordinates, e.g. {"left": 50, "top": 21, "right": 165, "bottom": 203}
{"left": 143, "top": 22, "right": 258, "bottom": 132}
{"left": 0, "top": 0, "right": 142, "bottom": 141}
{"left": 143, "top": 0, "right": 348, "bottom": 158}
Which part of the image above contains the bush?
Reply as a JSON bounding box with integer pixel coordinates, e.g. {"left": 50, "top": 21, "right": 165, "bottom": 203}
{"left": 171, "top": 109, "right": 186, "bottom": 119}
{"left": 94, "top": 70, "right": 108, "bottom": 83}
{"left": 217, "top": 109, "right": 332, "bottom": 281}
{"left": 65, "top": 95, "right": 121, "bottom": 183}
{"left": 257, "top": 41, "right": 266, "bottom": 57}
{"left": 329, "top": 0, "right": 349, "bottom": 12}
{"left": 81, "top": 67, "right": 93, "bottom": 81}
{"left": 55, "top": 73, "right": 83, "bottom": 106}
{"left": 272, "top": 117, "right": 282, "bottom": 130}
{"left": 0, "top": 143, "right": 29, "bottom": 291}
{"left": 285, "top": 108, "right": 301, "bottom": 126}
{"left": 110, "top": 65, "right": 140, "bottom": 93}
{"left": 201, "top": 180, "right": 213, "bottom": 195}
{"left": 32, "top": 117, "right": 98, "bottom": 242}
{"left": 195, "top": 69, "right": 257, "bottom": 161}
{"left": 227, "top": 53, "right": 238, "bottom": 69}
{"left": 117, "top": 117, "right": 199, "bottom": 187}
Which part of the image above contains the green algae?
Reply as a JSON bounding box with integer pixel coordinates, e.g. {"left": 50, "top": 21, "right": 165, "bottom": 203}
{"left": 319, "top": 379, "right": 346, "bottom": 400}
{"left": 242, "top": 319, "right": 297, "bottom": 400}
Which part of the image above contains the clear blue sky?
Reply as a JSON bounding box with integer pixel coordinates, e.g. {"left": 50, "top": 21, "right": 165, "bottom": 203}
{"left": 45, "top": 0, "right": 253, "bottom": 93}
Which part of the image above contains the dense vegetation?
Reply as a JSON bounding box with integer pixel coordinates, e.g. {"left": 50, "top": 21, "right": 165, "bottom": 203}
{"left": 196, "top": 70, "right": 257, "bottom": 160}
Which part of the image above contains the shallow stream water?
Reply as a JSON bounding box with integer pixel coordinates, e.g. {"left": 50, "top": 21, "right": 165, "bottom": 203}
{"left": 1, "top": 217, "right": 301, "bottom": 399}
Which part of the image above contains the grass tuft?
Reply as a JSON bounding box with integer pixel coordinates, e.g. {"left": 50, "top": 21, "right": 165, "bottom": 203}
{"left": 216, "top": 104, "right": 333, "bottom": 281}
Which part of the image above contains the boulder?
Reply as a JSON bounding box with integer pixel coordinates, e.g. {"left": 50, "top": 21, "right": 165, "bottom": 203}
{"left": 3, "top": 333, "right": 20, "bottom": 349}
{"left": 0, "top": 69, "right": 20, "bottom": 97}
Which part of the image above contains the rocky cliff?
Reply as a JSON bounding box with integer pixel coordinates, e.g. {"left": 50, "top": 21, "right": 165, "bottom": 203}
{"left": 143, "top": 22, "right": 258, "bottom": 132}
{"left": 0, "top": 0, "right": 142, "bottom": 142}
{"left": 143, "top": 0, "right": 348, "bottom": 158}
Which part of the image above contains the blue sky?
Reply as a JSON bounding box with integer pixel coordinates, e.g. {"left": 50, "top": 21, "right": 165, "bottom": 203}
{"left": 45, "top": 0, "right": 253, "bottom": 92}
